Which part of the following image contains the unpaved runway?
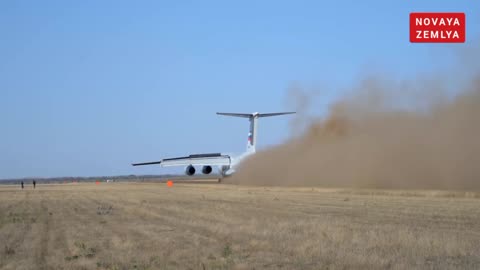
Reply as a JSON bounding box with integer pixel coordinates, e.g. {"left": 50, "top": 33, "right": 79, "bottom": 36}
{"left": 0, "top": 183, "right": 479, "bottom": 269}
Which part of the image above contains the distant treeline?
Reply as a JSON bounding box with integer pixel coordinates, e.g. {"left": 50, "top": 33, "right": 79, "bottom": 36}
{"left": 0, "top": 174, "right": 221, "bottom": 185}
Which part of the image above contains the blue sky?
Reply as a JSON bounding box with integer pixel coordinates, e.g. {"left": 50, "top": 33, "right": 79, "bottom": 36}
{"left": 1, "top": 0, "right": 479, "bottom": 178}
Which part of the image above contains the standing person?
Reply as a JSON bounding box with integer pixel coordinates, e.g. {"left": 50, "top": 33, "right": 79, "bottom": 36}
{"left": 21, "top": 181, "right": 24, "bottom": 189}
{"left": 33, "top": 180, "right": 36, "bottom": 189}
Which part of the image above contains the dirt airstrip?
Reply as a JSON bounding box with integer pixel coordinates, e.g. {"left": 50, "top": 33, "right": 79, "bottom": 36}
{"left": 0, "top": 182, "right": 479, "bottom": 270}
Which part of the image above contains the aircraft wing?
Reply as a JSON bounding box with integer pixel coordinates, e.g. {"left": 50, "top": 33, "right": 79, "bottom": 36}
{"left": 132, "top": 153, "right": 231, "bottom": 167}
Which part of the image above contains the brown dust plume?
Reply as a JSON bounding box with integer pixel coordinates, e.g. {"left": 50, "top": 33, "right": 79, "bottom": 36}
{"left": 228, "top": 71, "right": 480, "bottom": 190}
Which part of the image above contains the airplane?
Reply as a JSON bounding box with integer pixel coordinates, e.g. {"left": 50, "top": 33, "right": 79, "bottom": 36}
{"left": 131, "top": 111, "right": 296, "bottom": 178}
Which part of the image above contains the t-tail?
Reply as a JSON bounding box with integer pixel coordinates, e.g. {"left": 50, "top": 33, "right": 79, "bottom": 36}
{"left": 216, "top": 112, "right": 296, "bottom": 153}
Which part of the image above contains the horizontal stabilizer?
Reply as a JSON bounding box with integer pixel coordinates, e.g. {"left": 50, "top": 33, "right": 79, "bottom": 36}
{"left": 216, "top": 112, "right": 252, "bottom": 118}
{"left": 217, "top": 112, "right": 296, "bottom": 118}
{"left": 258, "top": 112, "right": 296, "bottom": 117}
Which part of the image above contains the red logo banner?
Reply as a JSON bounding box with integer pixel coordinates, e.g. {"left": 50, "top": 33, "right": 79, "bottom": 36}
{"left": 410, "top": 13, "right": 466, "bottom": 43}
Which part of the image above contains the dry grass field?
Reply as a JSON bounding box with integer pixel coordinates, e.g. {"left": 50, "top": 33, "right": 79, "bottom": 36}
{"left": 0, "top": 182, "right": 479, "bottom": 270}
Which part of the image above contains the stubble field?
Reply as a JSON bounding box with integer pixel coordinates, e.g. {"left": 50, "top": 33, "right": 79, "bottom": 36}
{"left": 0, "top": 182, "right": 479, "bottom": 270}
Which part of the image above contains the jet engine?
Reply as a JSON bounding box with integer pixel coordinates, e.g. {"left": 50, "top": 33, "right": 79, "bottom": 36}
{"left": 185, "top": 165, "right": 196, "bottom": 176}
{"left": 202, "top": 165, "right": 213, "bottom": 174}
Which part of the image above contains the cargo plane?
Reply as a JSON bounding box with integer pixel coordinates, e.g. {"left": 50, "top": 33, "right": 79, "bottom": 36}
{"left": 132, "top": 112, "right": 295, "bottom": 177}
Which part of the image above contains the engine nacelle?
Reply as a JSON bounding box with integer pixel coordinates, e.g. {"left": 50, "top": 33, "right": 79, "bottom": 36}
{"left": 202, "top": 165, "right": 213, "bottom": 175}
{"left": 185, "top": 165, "right": 196, "bottom": 176}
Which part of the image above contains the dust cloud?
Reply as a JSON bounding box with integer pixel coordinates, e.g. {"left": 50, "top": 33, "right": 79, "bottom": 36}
{"left": 228, "top": 52, "right": 480, "bottom": 190}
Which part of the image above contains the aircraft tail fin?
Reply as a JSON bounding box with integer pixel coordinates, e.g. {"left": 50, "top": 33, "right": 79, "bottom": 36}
{"left": 216, "top": 111, "right": 296, "bottom": 152}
